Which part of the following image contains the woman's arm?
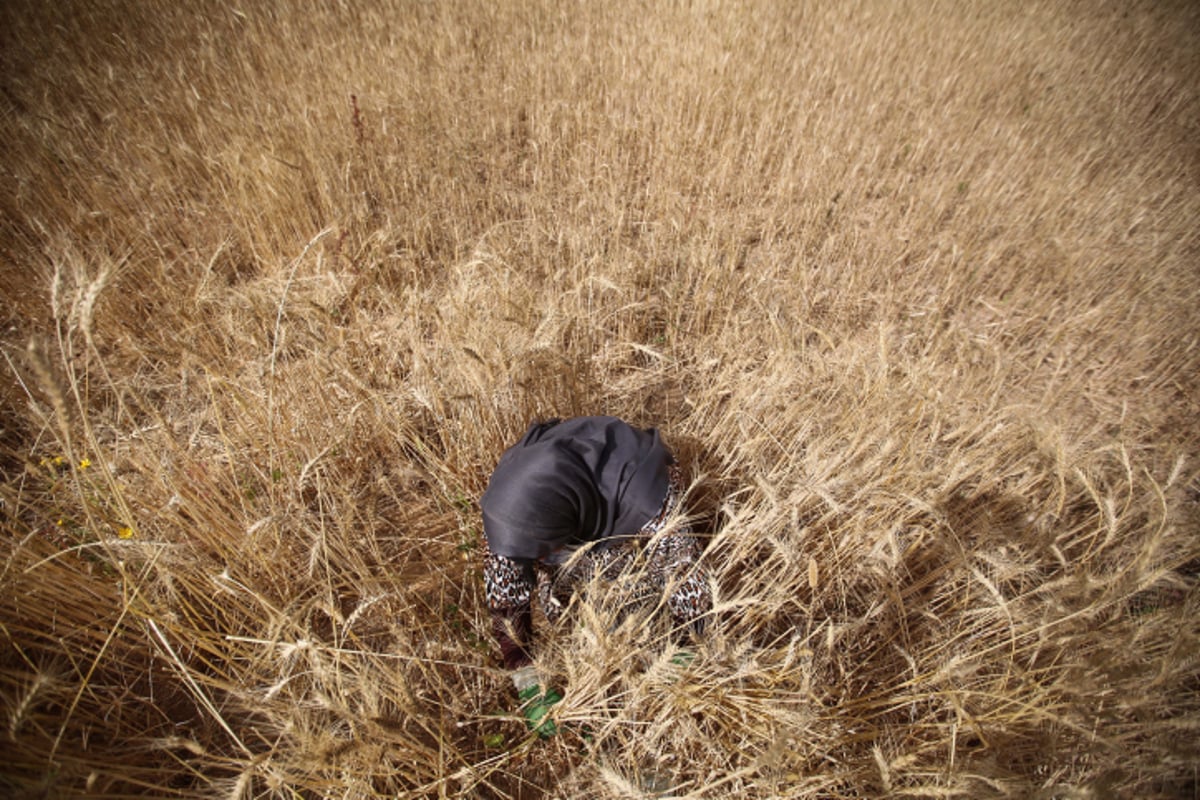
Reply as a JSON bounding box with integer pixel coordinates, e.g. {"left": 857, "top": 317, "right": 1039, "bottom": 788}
{"left": 483, "top": 549, "right": 537, "bottom": 669}
{"left": 650, "top": 531, "right": 712, "bottom": 637}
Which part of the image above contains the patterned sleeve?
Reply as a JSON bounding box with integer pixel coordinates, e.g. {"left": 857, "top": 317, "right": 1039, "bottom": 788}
{"left": 484, "top": 548, "right": 537, "bottom": 669}
{"left": 650, "top": 530, "right": 712, "bottom": 638}
{"left": 645, "top": 464, "right": 712, "bottom": 637}
{"left": 667, "top": 557, "right": 711, "bottom": 636}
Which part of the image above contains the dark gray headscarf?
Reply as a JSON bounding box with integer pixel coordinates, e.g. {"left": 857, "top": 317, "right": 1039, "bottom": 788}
{"left": 480, "top": 416, "right": 672, "bottom": 560}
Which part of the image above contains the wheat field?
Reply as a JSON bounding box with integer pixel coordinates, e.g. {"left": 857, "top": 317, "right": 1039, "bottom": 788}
{"left": 1, "top": 1, "right": 1198, "bottom": 797}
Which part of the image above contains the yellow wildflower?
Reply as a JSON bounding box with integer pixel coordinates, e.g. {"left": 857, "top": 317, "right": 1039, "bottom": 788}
{"left": 117, "top": 526, "right": 134, "bottom": 539}
{"left": 79, "top": 458, "right": 92, "bottom": 469}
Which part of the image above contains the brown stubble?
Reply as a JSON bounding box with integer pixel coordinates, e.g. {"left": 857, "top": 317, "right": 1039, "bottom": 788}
{"left": 1, "top": 1, "right": 1197, "bottom": 797}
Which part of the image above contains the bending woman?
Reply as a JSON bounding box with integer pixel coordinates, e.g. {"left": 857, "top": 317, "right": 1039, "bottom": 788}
{"left": 480, "top": 416, "right": 711, "bottom": 728}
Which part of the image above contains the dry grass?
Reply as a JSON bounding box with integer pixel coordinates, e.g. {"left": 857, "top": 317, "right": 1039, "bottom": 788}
{"left": 2, "top": 1, "right": 1198, "bottom": 797}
